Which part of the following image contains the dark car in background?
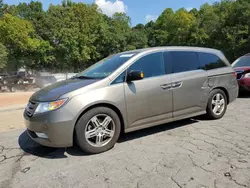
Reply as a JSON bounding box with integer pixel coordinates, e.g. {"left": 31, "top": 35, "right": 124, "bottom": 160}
{"left": 35, "top": 72, "right": 57, "bottom": 88}
{"left": 232, "top": 54, "right": 250, "bottom": 92}
{"left": 0, "top": 71, "right": 34, "bottom": 85}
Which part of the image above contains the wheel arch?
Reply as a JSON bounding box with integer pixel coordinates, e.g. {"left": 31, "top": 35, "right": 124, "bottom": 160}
{"left": 74, "top": 102, "right": 125, "bottom": 135}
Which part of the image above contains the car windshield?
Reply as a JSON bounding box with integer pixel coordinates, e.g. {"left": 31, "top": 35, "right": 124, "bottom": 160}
{"left": 74, "top": 52, "right": 137, "bottom": 79}
{"left": 232, "top": 56, "right": 250, "bottom": 68}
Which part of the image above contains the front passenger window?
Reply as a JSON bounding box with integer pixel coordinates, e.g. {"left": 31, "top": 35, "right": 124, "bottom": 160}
{"left": 128, "top": 52, "right": 165, "bottom": 79}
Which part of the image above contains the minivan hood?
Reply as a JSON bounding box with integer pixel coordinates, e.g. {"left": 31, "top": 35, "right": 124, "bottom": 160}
{"left": 31, "top": 78, "right": 100, "bottom": 102}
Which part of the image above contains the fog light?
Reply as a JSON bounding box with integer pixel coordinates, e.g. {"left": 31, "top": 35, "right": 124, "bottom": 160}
{"left": 35, "top": 132, "right": 48, "bottom": 139}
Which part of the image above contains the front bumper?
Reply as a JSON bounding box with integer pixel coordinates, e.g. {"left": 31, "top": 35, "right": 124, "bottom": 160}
{"left": 24, "top": 108, "right": 75, "bottom": 148}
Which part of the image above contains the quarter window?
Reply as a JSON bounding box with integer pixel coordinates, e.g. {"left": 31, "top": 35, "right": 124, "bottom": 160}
{"left": 170, "top": 51, "right": 200, "bottom": 73}
{"left": 198, "top": 52, "right": 227, "bottom": 70}
{"left": 128, "top": 52, "right": 165, "bottom": 79}
{"left": 111, "top": 71, "right": 126, "bottom": 85}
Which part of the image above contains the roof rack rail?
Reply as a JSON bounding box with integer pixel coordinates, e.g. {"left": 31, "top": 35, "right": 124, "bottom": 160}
{"left": 244, "top": 53, "right": 250, "bottom": 56}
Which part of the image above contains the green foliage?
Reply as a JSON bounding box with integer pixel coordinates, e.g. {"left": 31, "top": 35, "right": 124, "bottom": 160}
{"left": 0, "top": 42, "right": 7, "bottom": 68}
{"left": 1, "top": 0, "right": 250, "bottom": 71}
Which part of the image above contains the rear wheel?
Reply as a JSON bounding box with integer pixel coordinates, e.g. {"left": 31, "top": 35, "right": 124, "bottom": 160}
{"left": 206, "top": 89, "right": 227, "bottom": 119}
{"left": 75, "top": 107, "right": 121, "bottom": 154}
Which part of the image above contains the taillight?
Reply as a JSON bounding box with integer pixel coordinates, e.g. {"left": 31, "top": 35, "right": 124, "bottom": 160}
{"left": 233, "top": 72, "right": 237, "bottom": 78}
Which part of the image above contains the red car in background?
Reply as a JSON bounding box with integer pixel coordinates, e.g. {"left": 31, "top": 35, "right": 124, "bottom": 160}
{"left": 232, "top": 53, "right": 250, "bottom": 92}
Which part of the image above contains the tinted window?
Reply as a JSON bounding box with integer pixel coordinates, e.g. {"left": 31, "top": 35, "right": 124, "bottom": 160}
{"left": 170, "top": 51, "right": 200, "bottom": 73}
{"left": 163, "top": 52, "right": 173, "bottom": 74}
{"left": 128, "top": 52, "right": 165, "bottom": 79}
{"left": 232, "top": 56, "right": 250, "bottom": 68}
{"left": 198, "top": 53, "right": 227, "bottom": 70}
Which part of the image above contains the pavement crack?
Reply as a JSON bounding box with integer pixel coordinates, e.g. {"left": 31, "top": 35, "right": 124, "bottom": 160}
{"left": 0, "top": 155, "right": 7, "bottom": 162}
{"left": 0, "top": 153, "right": 24, "bottom": 163}
{"left": 214, "top": 179, "right": 218, "bottom": 188}
{"left": 171, "top": 176, "right": 182, "bottom": 188}
{"left": 231, "top": 178, "right": 247, "bottom": 187}
{"left": 188, "top": 154, "right": 215, "bottom": 175}
{"left": 0, "top": 145, "right": 4, "bottom": 153}
{"left": 178, "top": 144, "right": 196, "bottom": 154}
{"left": 125, "top": 166, "right": 134, "bottom": 175}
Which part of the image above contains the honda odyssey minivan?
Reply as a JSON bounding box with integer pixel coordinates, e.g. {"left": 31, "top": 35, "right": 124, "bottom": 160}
{"left": 24, "top": 47, "right": 238, "bottom": 154}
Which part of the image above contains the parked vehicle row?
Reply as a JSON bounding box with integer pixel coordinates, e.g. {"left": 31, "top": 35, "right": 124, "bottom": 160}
{"left": 0, "top": 71, "right": 34, "bottom": 85}
{"left": 0, "top": 71, "right": 57, "bottom": 92}
{"left": 24, "top": 46, "right": 239, "bottom": 154}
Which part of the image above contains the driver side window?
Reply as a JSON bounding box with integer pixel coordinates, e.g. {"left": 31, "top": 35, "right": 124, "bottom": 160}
{"left": 127, "top": 52, "right": 165, "bottom": 79}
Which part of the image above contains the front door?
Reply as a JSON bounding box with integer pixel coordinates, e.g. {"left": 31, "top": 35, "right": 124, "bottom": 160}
{"left": 124, "top": 52, "right": 173, "bottom": 128}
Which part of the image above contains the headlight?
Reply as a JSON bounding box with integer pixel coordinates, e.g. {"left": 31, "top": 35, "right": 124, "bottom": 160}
{"left": 34, "top": 98, "right": 68, "bottom": 114}
{"left": 244, "top": 73, "right": 250, "bottom": 78}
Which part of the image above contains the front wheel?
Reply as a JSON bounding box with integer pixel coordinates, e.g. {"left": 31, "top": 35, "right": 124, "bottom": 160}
{"left": 75, "top": 107, "right": 121, "bottom": 154}
{"left": 206, "top": 89, "right": 227, "bottom": 119}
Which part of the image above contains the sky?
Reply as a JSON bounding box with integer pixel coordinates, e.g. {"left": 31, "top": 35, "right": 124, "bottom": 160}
{"left": 5, "top": 0, "right": 218, "bottom": 25}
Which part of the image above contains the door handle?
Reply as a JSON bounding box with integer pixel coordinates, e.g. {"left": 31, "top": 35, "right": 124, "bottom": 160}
{"left": 160, "top": 84, "right": 172, "bottom": 90}
{"left": 172, "top": 82, "right": 182, "bottom": 88}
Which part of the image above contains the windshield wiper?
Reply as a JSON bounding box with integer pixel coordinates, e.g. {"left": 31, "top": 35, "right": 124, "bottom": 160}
{"left": 72, "top": 76, "right": 96, "bottom": 79}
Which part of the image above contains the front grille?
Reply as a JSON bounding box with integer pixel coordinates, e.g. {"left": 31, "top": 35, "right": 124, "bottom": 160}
{"left": 236, "top": 70, "right": 244, "bottom": 80}
{"left": 25, "top": 101, "right": 38, "bottom": 117}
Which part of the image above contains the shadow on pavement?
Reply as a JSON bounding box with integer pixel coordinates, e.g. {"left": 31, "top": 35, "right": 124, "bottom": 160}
{"left": 19, "top": 118, "right": 199, "bottom": 159}
{"left": 238, "top": 92, "right": 250, "bottom": 98}
{"left": 18, "top": 131, "right": 86, "bottom": 159}
{"left": 118, "top": 118, "right": 199, "bottom": 143}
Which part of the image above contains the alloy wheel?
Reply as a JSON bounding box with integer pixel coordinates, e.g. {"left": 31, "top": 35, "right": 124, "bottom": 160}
{"left": 211, "top": 93, "right": 225, "bottom": 116}
{"left": 85, "top": 114, "right": 115, "bottom": 147}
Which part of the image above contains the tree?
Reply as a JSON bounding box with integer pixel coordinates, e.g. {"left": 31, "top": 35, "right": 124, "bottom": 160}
{"left": 1, "top": 0, "right": 250, "bottom": 71}
{"left": 0, "top": 13, "right": 52, "bottom": 69}
{"left": 128, "top": 24, "right": 148, "bottom": 49}
{"left": 34, "top": 2, "right": 109, "bottom": 71}
{"left": 153, "top": 8, "right": 197, "bottom": 46}
{"left": 0, "top": 42, "right": 7, "bottom": 68}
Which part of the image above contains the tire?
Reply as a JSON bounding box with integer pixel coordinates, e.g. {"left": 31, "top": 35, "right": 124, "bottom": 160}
{"left": 206, "top": 89, "right": 227, "bottom": 119}
{"left": 75, "top": 107, "right": 121, "bottom": 154}
{"left": 9, "top": 86, "right": 16, "bottom": 92}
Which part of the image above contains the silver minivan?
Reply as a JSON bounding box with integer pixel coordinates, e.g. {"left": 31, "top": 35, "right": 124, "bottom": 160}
{"left": 24, "top": 47, "right": 238, "bottom": 154}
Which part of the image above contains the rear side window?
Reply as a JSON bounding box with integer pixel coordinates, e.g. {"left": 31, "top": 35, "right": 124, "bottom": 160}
{"left": 198, "top": 53, "right": 227, "bottom": 70}
{"left": 169, "top": 51, "right": 200, "bottom": 73}
{"left": 128, "top": 52, "right": 165, "bottom": 78}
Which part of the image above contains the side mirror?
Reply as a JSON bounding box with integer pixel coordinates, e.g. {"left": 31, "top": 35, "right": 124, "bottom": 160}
{"left": 127, "top": 70, "right": 144, "bottom": 82}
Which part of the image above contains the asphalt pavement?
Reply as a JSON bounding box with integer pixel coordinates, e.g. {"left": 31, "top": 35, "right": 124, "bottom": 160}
{"left": 0, "top": 97, "right": 250, "bottom": 188}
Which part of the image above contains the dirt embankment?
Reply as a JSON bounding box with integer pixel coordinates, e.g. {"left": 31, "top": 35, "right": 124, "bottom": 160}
{"left": 0, "top": 92, "right": 33, "bottom": 108}
{"left": 0, "top": 92, "right": 34, "bottom": 132}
